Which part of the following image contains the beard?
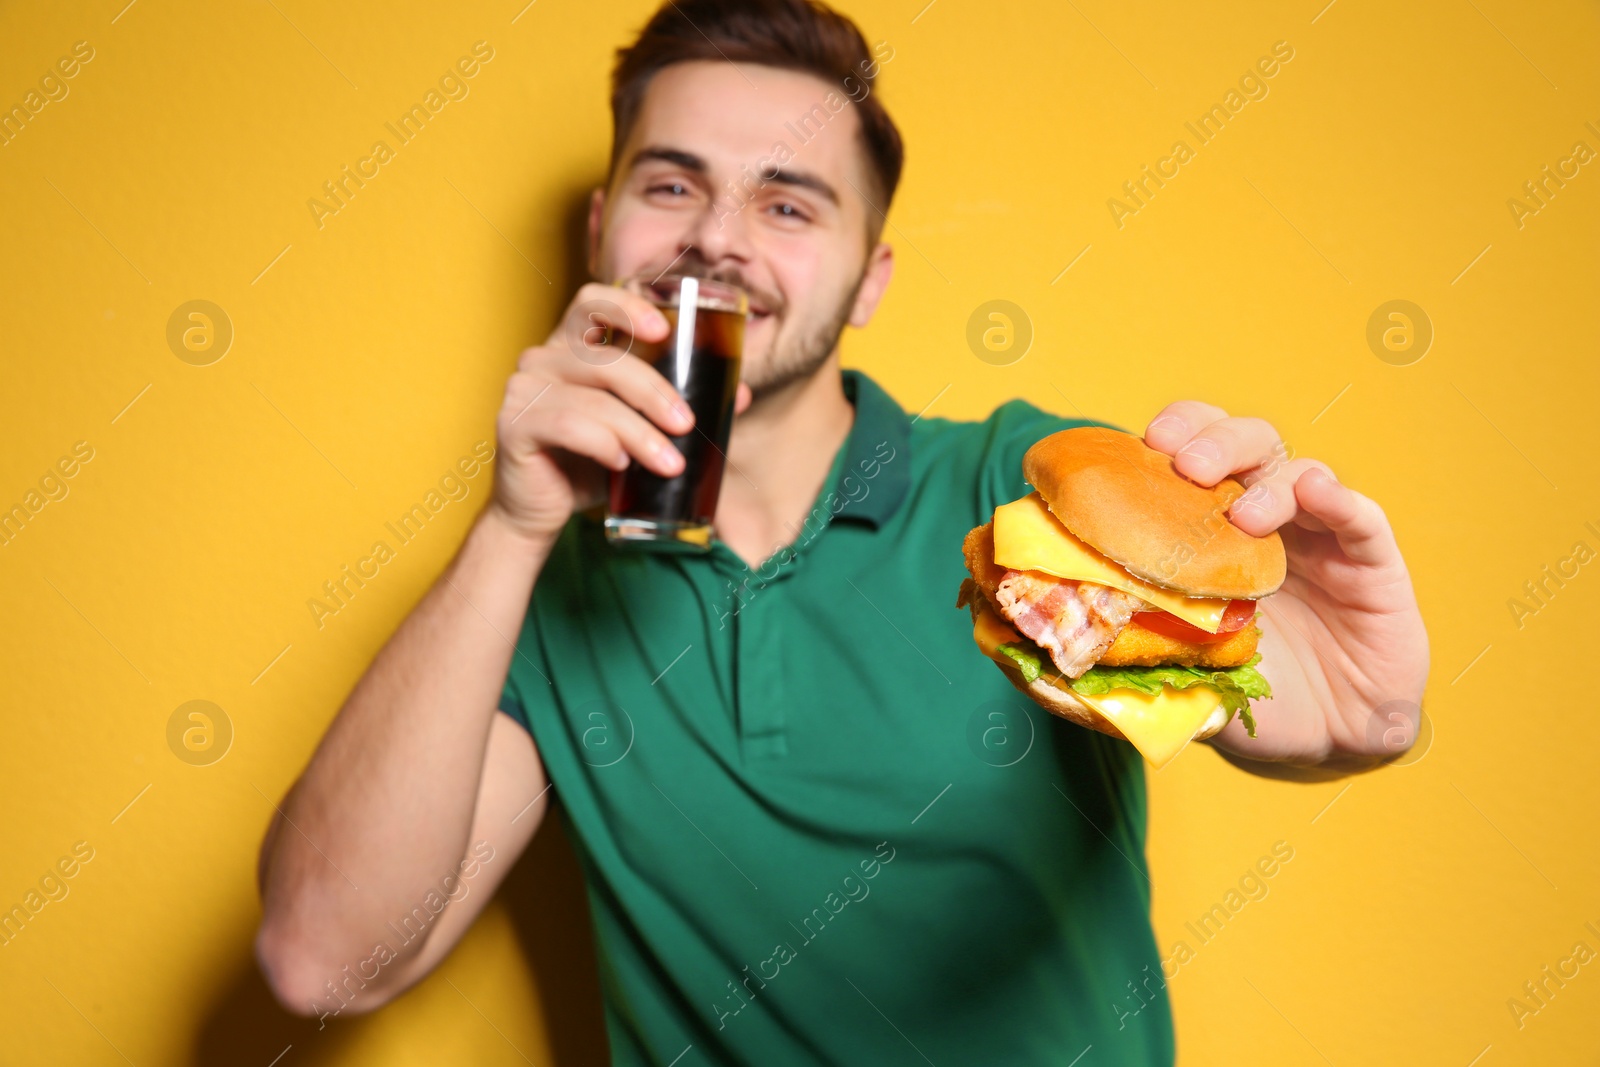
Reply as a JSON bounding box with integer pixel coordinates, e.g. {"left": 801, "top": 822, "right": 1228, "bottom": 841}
{"left": 631, "top": 250, "right": 865, "bottom": 400}
{"left": 746, "top": 271, "right": 863, "bottom": 399}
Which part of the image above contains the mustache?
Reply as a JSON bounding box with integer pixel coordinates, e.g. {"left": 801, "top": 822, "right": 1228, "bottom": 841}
{"left": 638, "top": 251, "right": 783, "bottom": 317}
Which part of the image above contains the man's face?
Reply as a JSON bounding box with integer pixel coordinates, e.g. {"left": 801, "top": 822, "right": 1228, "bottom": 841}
{"left": 592, "top": 61, "right": 892, "bottom": 397}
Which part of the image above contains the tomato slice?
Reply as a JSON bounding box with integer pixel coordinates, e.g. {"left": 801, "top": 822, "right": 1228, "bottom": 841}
{"left": 1134, "top": 599, "right": 1256, "bottom": 643}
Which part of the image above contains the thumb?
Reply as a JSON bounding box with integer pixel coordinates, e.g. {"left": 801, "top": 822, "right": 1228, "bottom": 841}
{"left": 734, "top": 382, "right": 753, "bottom": 416}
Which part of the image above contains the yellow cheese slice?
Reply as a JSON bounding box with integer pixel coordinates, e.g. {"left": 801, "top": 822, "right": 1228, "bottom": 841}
{"left": 1071, "top": 685, "right": 1223, "bottom": 769}
{"left": 992, "top": 492, "right": 1231, "bottom": 633}
{"left": 972, "top": 596, "right": 1025, "bottom": 658}
{"left": 968, "top": 601, "right": 1222, "bottom": 768}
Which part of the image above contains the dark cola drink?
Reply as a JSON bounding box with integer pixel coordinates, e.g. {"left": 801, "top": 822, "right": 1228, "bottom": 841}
{"left": 605, "top": 275, "right": 746, "bottom": 550}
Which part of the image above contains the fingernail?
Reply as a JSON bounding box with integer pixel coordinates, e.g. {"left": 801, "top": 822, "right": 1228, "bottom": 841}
{"left": 1149, "top": 415, "right": 1187, "bottom": 435}
{"left": 615, "top": 450, "right": 630, "bottom": 469}
{"left": 1178, "top": 438, "right": 1223, "bottom": 463}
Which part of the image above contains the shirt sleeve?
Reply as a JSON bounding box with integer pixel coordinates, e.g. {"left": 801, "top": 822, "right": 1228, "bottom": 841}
{"left": 495, "top": 529, "right": 568, "bottom": 738}
{"left": 498, "top": 671, "right": 532, "bottom": 733}
{"left": 500, "top": 621, "right": 562, "bottom": 739}
{"left": 975, "top": 397, "right": 1128, "bottom": 519}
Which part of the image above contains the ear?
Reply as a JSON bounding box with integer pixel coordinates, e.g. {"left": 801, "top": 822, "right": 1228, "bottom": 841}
{"left": 847, "top": 241, "right": 895, "bottom": 328}
{"left": 586, "top": 187, "right": 606, "bottom": 279}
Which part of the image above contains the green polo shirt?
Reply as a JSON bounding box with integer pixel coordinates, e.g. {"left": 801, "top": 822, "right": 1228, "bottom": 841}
{"left": 499, "top": 369, "right": 1173, "bottom": 1066}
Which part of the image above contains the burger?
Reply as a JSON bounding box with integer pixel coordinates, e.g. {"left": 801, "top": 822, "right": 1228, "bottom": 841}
{"left": 956, "top": 427, "right": 1285, "bottom": 767}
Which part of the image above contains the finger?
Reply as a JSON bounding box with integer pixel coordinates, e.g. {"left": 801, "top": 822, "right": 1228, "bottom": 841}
{"left": 1144, "top": 400, "right": 1229, "bottom": 455}
{"left": 529, "top": 337, "right": 695, "bottom": 436}
{"left": 558, "top": 283, "right": 672, "bottom": 350}
{"left": 556, "top": 385, "right": 687, "bottom": 478}
{"left": 1226, "top": 457, "right": 1334, "bottom": 536}
{"left": 518, "top": 400, "right": 630, "bottom": 473}
{"left": 496, "top": 373, "right": 556, "bottom": 455}
{"left": 1166, "top": 415, "right": 1283, "bottom": 488}
{"left": 498, "top": 375, "right": 623, "bottom": 465}
{"left": 733, "top": 381, "right": 752, "bottom": 417}
{"left": 596, "top": 355, "right": 697, "bottom": 435}
{"left": 1292, "top": 467, "right": 1399, "bottom": 566}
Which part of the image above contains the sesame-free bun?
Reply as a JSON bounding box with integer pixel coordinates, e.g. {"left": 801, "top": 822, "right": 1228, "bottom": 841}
{"left": 1023, "top": 427, "right": 1286, "bottom": 599}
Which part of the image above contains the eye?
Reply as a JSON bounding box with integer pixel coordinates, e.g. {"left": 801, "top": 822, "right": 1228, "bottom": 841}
{"left": 649, "top": 182, "right": 689, "bottom": 196}
{"left": 768, "top": 201, "right": 809, "bottom": 221}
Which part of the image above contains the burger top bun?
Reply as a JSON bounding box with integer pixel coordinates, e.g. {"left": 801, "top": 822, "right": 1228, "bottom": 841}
{"left": 988, "top": 653, "right": 1232, "bottom": 746}
{"left": 1023, "top": 426, "right": 1287, "bottom": 600}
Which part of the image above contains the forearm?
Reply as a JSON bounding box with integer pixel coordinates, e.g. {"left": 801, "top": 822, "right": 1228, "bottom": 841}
{"left": 256, "top": 505, "right": 553, "bottom": 1007}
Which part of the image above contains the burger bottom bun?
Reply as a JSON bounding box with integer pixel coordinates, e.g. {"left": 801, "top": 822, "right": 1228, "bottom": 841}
{"left": 989, "top": 656, "right": 1232, "bottom": 748}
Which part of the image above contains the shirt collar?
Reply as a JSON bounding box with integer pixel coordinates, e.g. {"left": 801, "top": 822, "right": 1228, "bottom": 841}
{"left": 828, "top": 369, "right": 911, "bottom": 529}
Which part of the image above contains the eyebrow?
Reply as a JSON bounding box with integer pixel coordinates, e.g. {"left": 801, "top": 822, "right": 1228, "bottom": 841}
{"left": 764, "top": 166, "right": 839, "bottom": 206}
{"left": 629, "top": 145, "right": 840, "bottom": 206}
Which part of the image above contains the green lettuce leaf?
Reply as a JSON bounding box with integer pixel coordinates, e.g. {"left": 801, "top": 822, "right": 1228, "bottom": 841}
{"left": 996, "top": 643, "right": 1042, "bottom": 683}
{"left": 995, "top": 640, "right": 1271, "bottom": 737}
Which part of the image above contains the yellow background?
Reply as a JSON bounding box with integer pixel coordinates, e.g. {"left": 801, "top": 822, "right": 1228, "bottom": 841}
{"left": 2, "top": 0, "right": 1597, "bottom": 1063}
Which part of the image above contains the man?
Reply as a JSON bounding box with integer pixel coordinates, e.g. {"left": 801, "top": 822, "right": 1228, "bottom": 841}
{"left": 254, "top": 1, "right": 1430, "bottom": 1063}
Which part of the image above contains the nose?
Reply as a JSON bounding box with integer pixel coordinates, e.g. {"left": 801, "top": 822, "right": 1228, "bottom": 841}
{"left": 679, "top": 182, "right": 755, "bottom": 273}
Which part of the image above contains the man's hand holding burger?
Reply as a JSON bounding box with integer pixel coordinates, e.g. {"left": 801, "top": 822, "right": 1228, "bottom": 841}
{"left": 486, "top": 282, "right": 753, "bottom": 547}
{"left": 1144, "top": 400, "right": 1430, "bottom": 767}
{"left": 958, "top": 402, "right": 1428, "bottom": 771}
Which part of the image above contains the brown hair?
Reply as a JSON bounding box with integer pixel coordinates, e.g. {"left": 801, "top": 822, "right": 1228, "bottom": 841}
{"left": 610, "top": 0, "right": 904, "bottom": 210}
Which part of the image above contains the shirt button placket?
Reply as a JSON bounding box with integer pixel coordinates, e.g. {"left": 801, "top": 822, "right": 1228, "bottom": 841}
{"left": 735, "top": 558, "right": 789, "bottom": 761}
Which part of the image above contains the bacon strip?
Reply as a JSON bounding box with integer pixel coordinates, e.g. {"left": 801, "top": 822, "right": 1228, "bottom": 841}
{"left": 993, "top": 570, "right": 1143, "bottom": 679}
